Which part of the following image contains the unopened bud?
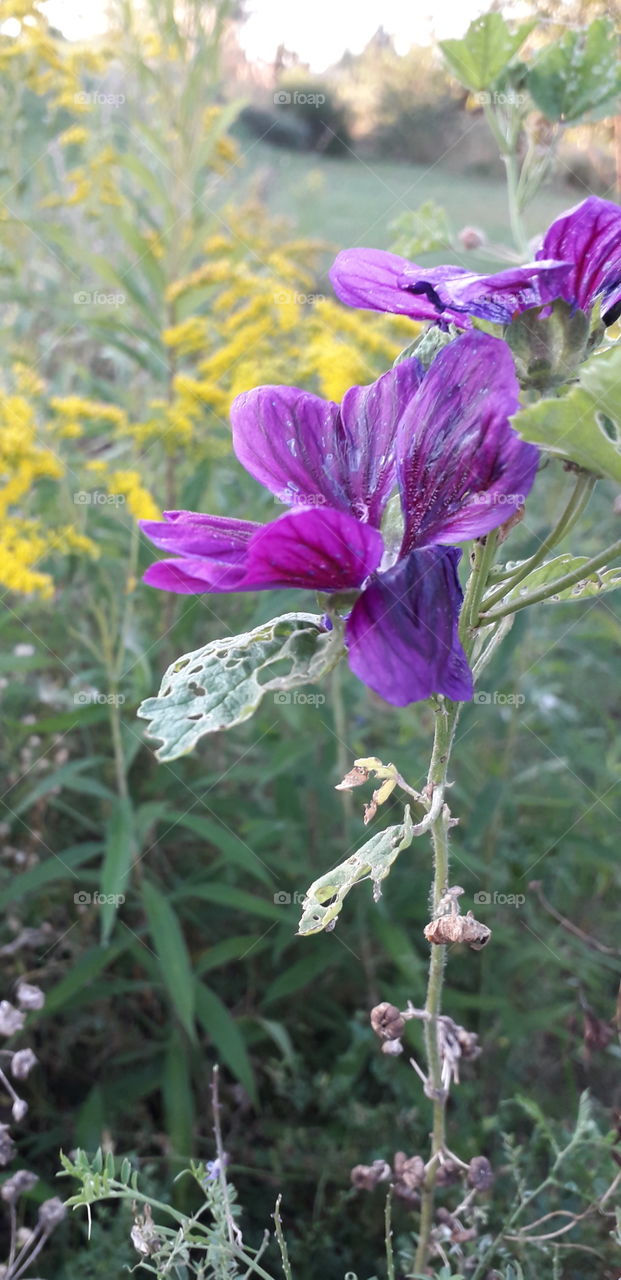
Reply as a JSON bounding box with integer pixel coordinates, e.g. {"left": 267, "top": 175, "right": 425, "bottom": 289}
{"left": 0, "top": 1126, "right": 16, "bottom": 1166}
{"left": 11, "top": 1098, "right": 28, "bottom": 1122}
{"left": 0, "top": 1002, "right": 24, "bottom": 1037}
{"left": 38, "top": 1197, "right": 67, "bottom": 1229}
{"left": 458, "top": 225, "right": 485, "bottom": 250}
{"left": 1, "top": 1170, "right": 38, "bottom": 1203}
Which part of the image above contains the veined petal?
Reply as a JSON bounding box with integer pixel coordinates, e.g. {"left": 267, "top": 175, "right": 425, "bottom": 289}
{"left": 538, "top": 195, "right": 621, "bottom": 323}
{"left": 231, "top": 361, "right": 422, "bottom": 525}
{"left": 345, "top": 547, "right": 473, "bottom": 706}
{"left": 397, "top": 332, "right": 538, "bottom": 550}
{"left": 243, "top": 506, "right": 384, "bottom": 591}
{"left": 140, "top": 510, "right": 260, "bottom": 560}
{"left": 330, "top": 248, "right": 470, "bottom": 325}
{"left": 143, "top": 557, "right": 248, "bottom": 594}
{"left": 431, "top": 260, "right": 572, "bottom": 324}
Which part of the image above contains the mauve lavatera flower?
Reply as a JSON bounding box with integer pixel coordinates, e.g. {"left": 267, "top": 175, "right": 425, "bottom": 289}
{"left": 141, "top": 332, "right": 538, "bottom": 707}
{"left": 330, "top": 196, "right": 621, "bottom": 330}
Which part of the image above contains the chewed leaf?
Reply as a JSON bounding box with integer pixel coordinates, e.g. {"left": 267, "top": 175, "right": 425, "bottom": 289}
{"left": 512, "top": 345, "right": 621, "bottom": 483}
{"left": 138, "top": 612, "right": 343, "bottom": 761}
{"left": 526, "top": 18, "right": 621, "bottom": 123}
{"left": 499, "top": 555, "right": 621, "bottom": 604}
{"left": 298, "top": 807, "right": 414, "bottom": 936}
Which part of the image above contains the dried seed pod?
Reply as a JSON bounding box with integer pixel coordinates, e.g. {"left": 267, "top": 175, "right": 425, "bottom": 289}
{"left": 15, "top": 982, "right": 45, "bottom": 1011}
{"left": 424, "top": 911, "right": 491, "bottom": 950}
{"left": 1, "top": 1170, "right": 38, "bottom": 1203}
{"left": 350, "top": 1159, "right": 391, "bottom": 1191}
{"left": 0, "top": 1125, "right": 15, "bottom": 1167}
{"left": 467, "top": 1155, "right": 494, "bottom": 1191}
{"left": 381, "top": 1037, "right": 404, "bottom": 1056}
{"left": 455, "top": 1026, "right": 481, "bottom": 1061}
{"left": 434, "top": 1158, "right": 462, "bottom": 1187}
{"left": 393, "top": 1152, "right": 425, "bottom": 1189}
{"left": 11, "top": 1049, "right": 37, "bottom": 1080}
{"left": 38, "top": 1197, "right": 67, "bottom": 1229}
{"left": 335, "top": 766, "right": 369, "bottom": 791}
{"left": 392, "top": 1180, "right": 421, "bottom": 1205}
{"left": 0, "top": 1002, "right": 25, "bottom": 1037}
{"left": 370, "top": 1002, "right": 405, "bottom": 1041}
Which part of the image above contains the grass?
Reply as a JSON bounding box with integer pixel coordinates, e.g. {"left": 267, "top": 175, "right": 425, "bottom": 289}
{"left": 239, "top": 136, "right": 576, "bottom": 265}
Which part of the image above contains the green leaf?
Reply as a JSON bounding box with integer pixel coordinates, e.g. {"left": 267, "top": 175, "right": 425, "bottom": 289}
{"left": 137, "top": 612, "right": 342, "bottom": 761}
{"left": 162, "top": 1039, "right": 194, "bottom": 1159}
{"left": 262, "top": 949, "right": 333, "bottom": 1004}
{"left": 43, "top": 945, "right": 127, "bottom": 1016}
{"left": 500, "top": 554, "right": 621, "bottom": 605}
{"left": 169, "top": 812, "right": 273, "bottom": 887}
{"left": 389, "top": 201, "right": 451, "bottom": 258}
{"left": 0, "top": 842, "right": 102, "bottom": 910}
{"left": 142, "top": 881, "right": 196, "bottom": 1041}
{"left": 195, "top": 982, "right": 256, "bottom": 1103}
{"left": 440, "top": 14, "right": 534, "bottom": 93}
{"left": 512, "top": 345, "right": 621, "bottom": 482}
{"left": 195, "top": 934, "right": 268, "bottom": 975}
{"left": 100, "top": 798, "right": 136, "bottom": 944}
{"left": 298, "top": 808, "right": 414, "bottom": 936}
{"left": 527, "top": 18, "right": 621, "bottom": 122}
{"left": 10, "top": 759, "right": 114, "bottom": 816}
{"left": 175, "top": 883, "right": 285, "bottom": 923}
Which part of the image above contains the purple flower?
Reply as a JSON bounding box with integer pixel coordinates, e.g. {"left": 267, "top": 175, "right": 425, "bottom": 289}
{"left": 330, "top": 249, "right": 571, "bottom": 327}
{"left": 141, "top": 333, "right": 538, "bottom": 707}
{"left": 329, "top": 196, "right": 621, "bottom": 329}
{"left": 535, "top": 195, "right": 621, "bottom": 327}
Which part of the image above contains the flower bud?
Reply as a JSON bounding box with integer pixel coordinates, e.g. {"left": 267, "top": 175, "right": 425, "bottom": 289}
{"left": 458, "top": 225, "right": 485, "bottom": 250}
{"left": 0, "top": 1126, "right": 16, "bottom": 1166}
{"left": 11, "top": 1098, "right": 28, "bottom": 1122}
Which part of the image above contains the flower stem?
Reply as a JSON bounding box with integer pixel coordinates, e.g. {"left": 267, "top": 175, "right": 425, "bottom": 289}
{"left": 482, "top": 471, "right": 596, "bottom": 612}
{"left": 480, "top": 536, "right": 621, "bottom": 623}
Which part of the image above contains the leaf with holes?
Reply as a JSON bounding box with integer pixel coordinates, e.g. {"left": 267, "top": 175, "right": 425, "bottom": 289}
{"left": 500, "top": 555, "right": 621, "bottom": 605}
{"left": 298, "top": 807, "right": 414, "bottom": 936}
{"left": 527, "top": 18, "right": 621, "bottom": 122}
{"left": 512, "top": 345, "right": 621, "bottom": 483}
{"left": 440, "top": 13, "right": 534, "bottom": 93}
{"left": 137, "top": 612, "right": 343, "bottom": 761}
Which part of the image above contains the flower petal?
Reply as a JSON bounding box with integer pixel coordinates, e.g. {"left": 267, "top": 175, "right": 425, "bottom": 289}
{"left": 140, "top": 510, "right": 260, "bottom": 560}
{"left": 538, "top": 195, "right": 621, "bottom": 323}
{"left": 243, "top": 507, "right": 384, "bottom": 591}
{"left": 345, "top": 547, "right": 473, "bottom": 706}
{"left": 429, "top": 260, "right": 572, "bottom": 324}
{"left": 231, "top": 361, "right": 423, "bottom": 525}
{"left": 397, "top": 332, "right": 539, "bottom": 549}
{"left": 143, "top": 557, "right": 247, "bottom": 593}
{"left": 330, "top": 248, "right": 469, "bottom": 324}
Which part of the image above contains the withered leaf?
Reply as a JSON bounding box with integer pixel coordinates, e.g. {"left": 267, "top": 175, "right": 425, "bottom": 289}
{"left": 424, "top": 909, "right": 491, "bottom": 950}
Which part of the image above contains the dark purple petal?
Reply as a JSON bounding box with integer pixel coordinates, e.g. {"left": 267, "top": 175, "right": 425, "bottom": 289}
{"left": 231, "top": 361, "right": 423, "bottom": 525}
{"left": 538, "top": 196, "right": 621, "bottom": 322}
{"left": 345, "top": 547, "right": 473, "bottom": 706}
{"left": 397, "top": 332, "right": 538, "bottom": 550}
{"left": 330, "top": 249, "right": 470, "bottom": 325}
{"left": 243, "top": 507, "right": 383, "bottom": 591}
{"left": 429, "top": 260, "right": 573, "bottom": 324}
{"left": 140, "top": 511, "right": 260, "bottom": 560}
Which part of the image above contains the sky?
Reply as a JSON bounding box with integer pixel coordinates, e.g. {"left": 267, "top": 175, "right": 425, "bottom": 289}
{"left": 42, "top": 0, "right": 490, "bottom": 68}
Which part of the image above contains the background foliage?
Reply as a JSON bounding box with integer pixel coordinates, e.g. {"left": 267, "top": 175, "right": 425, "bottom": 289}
{"left": 0, "top": 1, "right": 620, "bottom": 1277}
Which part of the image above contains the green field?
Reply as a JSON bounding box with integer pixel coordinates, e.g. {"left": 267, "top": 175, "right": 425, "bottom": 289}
{"left": 242, "top": 138, "right": 575, "bottom": 261}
